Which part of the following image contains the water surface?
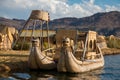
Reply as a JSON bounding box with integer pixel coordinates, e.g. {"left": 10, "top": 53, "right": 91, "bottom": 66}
{"left": 0, "top": 54, "right": 120, "bottom": 80}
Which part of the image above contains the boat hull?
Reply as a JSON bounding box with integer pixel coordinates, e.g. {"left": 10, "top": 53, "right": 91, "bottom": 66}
{"left": 57, "top": 47, "right": 104, "bottom": 73}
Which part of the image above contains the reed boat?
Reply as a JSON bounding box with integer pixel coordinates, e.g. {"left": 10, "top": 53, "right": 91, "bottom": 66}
{"left": 27, "top": 10, "right": 56, "bottom": 70}
{"left": 57, "top": 30, "right": 104, "bottom": 73}
{"left": 12, "top": 10, "right": 57, "bottom": 70}
{"left": 28, "top": 38, "right": 56, "bottom": 70}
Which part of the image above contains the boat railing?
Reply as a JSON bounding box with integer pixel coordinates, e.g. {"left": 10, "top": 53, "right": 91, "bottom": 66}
{"left": 84, "top": 58, "right": 102, "bottom": 62}
{"left": 86, "top": 52, "right": 102, "bottom": 59}
{"left": 42, "top": 47, "right": 55, "bottom": 58}
{"left": 42, "top": 47, "right": 55, "bottom": 52}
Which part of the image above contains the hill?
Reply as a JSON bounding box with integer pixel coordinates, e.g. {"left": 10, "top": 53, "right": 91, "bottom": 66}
{"left": 49, "top": 11, "right": 120, "bottom": 37}
{"left": 0, "top": 17, "right": 25, "bottom": 29}
{"left": 0, "top": 11, "right": 120, "bottom": 37}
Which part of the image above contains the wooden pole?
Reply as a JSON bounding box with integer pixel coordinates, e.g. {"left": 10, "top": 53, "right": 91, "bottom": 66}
{"left": 82, "top": 33, "right": 88, "bottom": 61}
{"left": 40, "top": 20, "right": 43, "bottom": 51}
{"left": 21, "top": 22, "right": 30, "bottom": 50}
{"left": 12, "top": 18, "right": 30, "bottom": 49}
{"left": 47, "top": 21, "right": 50, "bottom": 49}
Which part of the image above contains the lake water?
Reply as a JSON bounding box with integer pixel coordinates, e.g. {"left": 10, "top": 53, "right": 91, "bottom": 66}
{"left": 0, "top": 54, "right": 120, "bottom": 80}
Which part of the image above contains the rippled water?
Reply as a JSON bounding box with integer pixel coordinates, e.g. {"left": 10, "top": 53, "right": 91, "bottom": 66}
{"left": 0, "top": 54, "right": 120, "bottom": 80}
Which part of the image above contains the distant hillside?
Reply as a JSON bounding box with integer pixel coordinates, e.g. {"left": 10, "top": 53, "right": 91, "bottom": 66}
{"left": 0, "top": 11, "right": 120, "bottom": 37}
{"left": 0, "top": 17, "right": 25, "bottom": 29}
{"left": 49, "top": 11, "right": 120, "bottom": 37}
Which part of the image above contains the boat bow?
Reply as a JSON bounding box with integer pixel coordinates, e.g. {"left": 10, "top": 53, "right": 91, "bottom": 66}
{"left": 28, "top": 39, "right": 56, "bottom": 70}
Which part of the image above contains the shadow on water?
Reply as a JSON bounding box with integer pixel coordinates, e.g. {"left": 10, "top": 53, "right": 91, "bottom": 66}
{"left": 28, "top": 69, "right": 103, "bottom": 80}
{"left": 0, "top": 68, "right": 103, "bottom": 80}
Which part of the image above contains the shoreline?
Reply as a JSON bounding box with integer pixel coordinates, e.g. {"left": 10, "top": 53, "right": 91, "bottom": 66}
{"left": 102, "top": 48, "right": 120, "bottom": 55}
{"left": 0, "top": 49, "right": 120, "bottom": 72}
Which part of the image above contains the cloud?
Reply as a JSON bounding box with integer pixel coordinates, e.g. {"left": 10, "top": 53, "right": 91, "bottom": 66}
{"left": 56, "top": 0, "right": 68, "bottom": 2}
{"left": 89, "top": 0, "right": 95, "bottom": 4}
{"left": 0, "top": 0, "right": 120, "bottom": 20}
{"left": 105, "top": 5, "right": 120, "bottom": 12}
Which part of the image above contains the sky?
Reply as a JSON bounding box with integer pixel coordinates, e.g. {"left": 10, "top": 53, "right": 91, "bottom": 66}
{"left": 0, "top": 0, "right": 120, "bottom": 20}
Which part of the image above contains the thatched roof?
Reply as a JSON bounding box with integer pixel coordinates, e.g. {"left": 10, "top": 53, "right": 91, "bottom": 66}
{"left": 20, "top": 30, "right": 56, "bottom": 37}
{"left": 29, "top": 10, "right": 49, "bottom": 21}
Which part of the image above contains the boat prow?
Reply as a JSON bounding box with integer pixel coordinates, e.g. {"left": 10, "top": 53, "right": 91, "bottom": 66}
{"left": 28, "top": 39, "right": 56, "bottom": 70}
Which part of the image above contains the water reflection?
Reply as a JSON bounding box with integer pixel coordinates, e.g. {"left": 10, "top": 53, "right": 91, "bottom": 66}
{"left": 0, "top": 72, "right": 10, "bottom": 78}
{"left": 28, "top": 70, "right": 55, "bottom": 80}
{"left": 12, "top": 73, "right": 31, "bottom": 79}
{"left": 0, "top": 72, "right": 17, "bottom": 80}
{"left": 0, "top": 65, "right": 104, "bottom": 80}
{"left": 29, "top": 69, "right": 103, "bottom": 80}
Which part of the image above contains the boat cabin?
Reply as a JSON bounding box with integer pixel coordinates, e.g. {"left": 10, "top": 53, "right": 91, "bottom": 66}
{"left": 55, "top": 29, "right": 102, "bottom": 61}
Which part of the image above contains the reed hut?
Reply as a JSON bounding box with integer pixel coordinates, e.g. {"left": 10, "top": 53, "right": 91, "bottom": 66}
{"left": 0, "top": 26, "right": 18, "bottom": 50}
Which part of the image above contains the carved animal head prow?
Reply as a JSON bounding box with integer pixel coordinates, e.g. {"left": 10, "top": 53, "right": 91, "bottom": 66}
{"left": 32, "top": 38, "right": 40, "bottom": 47}
{"left": 62, "top": 37, "right": 71, "bottom": 47}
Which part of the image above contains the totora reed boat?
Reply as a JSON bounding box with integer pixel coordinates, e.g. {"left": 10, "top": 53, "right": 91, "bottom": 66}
{"left": 12, "top": 10, "right": 57, "bottom": 70}
{"left": 57, "top": 30, "right": 104, "bottom": 73}
{"left": 27, "top": 10, "right": 56, "bottom": 70}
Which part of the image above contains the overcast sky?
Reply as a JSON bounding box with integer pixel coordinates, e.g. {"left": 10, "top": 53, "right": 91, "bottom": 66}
{"left": 0, "top": 0, "right": 120, "bottom": 20}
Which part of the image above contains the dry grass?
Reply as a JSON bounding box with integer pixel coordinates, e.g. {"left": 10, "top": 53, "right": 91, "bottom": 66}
{"left": 0, "top": 50, "right": 29, "bottom": 72}
{"left": 102, "top": 48, "right": 120, "bottom": 55}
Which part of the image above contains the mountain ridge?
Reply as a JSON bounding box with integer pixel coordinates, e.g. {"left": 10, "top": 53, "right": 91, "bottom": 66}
{"left": 49, "top": 11, "right": 120, "bottom": 36}
{"left": 0, "top": 11, "right": 120, "bottom": 37}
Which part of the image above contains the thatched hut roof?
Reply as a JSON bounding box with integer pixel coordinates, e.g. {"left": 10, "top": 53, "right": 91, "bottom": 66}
{"left": 20, "top": 30, "right": 56, "bottom": 38}
{"left": 29, "top": 10, "right": 49, "bottom": 21}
